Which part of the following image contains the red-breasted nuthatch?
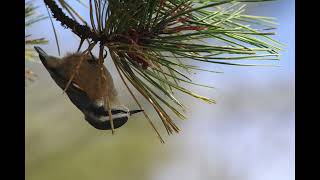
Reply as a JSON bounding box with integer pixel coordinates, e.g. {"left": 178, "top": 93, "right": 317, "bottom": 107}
{"left": 34, "top": 46, "right": 143, "bottom": 130}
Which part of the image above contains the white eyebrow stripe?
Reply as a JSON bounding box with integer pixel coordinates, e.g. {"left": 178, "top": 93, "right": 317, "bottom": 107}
{"left": 93, "top": 112, "right": 129, "bottom": 122}
{"left": 72, "top": 82, "right": 84, "bottom": 91}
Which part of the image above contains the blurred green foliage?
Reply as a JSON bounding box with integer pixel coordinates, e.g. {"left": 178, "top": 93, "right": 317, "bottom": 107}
{"left": 25, "top": 1, "right": 48, "bottom": 62}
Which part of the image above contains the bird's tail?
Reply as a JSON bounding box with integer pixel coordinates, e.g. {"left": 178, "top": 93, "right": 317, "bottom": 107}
{"left": 33, "top": 46, "right": 61, "bottom": 70}
{"left": 34, "top": 46, "right": 48, "bottom": 61}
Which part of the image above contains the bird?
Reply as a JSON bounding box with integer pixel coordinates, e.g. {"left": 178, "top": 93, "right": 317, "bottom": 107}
{"left": 33, "top": 46, "right": 144, "bottom": 130}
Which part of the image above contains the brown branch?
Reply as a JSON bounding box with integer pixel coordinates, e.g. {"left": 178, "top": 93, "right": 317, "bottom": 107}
{"left": 44, "top": 0, "right": 105, "bottom": 42}
{"left": 43, "top": 0, "right": 163, "bottom": 46}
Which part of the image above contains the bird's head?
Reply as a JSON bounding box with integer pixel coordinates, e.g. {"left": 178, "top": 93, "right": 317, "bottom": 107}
{"left": 84, "top": 105, "right": 144, "bottom": 130}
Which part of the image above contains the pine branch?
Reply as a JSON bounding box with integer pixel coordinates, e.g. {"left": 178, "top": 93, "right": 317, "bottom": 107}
{"left": 44, "top": 0, "right": 99, "bottom": 41}
{"left": 40, "top": 0, "right": 282, "bottom": 141}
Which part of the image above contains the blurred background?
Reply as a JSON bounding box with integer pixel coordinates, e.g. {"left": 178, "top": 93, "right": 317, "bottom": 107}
{"left": 25, "top": 0, "right": 295, "bottom": 180}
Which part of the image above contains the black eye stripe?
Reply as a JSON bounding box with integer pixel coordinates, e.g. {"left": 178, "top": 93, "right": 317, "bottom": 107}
{"left": 90, "top": 106, "right": 105, "bottom": 116}
{"left": 89, "top": 105, "right": 127, "bottom": 116}
{"left": 111, "top": 110, "right": 127, "bottom": 114}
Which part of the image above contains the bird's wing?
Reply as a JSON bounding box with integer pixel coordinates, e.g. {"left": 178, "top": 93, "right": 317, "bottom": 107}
{"left": 49, "top": 67, "right": 94, "bottom": 112}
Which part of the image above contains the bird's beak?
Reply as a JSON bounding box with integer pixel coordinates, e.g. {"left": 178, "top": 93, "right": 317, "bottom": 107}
{"left": 129, "top": 109, "right": 144, "bottom": 115}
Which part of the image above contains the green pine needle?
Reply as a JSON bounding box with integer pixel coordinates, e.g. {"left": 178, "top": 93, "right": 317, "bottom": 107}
{"left": 45, "top": 0, "right": 282, "bottom": 138}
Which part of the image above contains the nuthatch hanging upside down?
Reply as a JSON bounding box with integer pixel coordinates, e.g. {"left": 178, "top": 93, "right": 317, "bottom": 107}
{"left": 34, "top": 46, "right": 143, "bottom": 130}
